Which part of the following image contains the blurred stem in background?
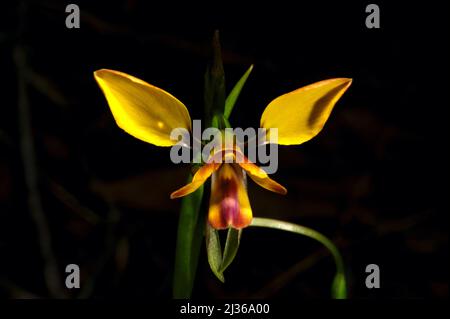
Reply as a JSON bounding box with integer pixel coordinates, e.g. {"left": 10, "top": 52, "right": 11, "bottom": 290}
{"left": 14, "top": 45, "right": 66, "bottom": 297}
{"left": 10, "top": 1, "right": 66, "bottom": 298}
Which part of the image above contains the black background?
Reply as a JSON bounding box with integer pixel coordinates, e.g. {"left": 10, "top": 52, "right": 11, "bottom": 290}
{"left": 0, "top": 0, "right": 448, "bottom": 299}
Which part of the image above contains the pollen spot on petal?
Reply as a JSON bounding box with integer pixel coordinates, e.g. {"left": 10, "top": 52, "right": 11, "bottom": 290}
{"left": 157, "top": 121, "right": 164, "bottom": 129}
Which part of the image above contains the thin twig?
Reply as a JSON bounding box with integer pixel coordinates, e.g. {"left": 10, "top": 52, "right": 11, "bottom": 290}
{"left": 48, "top": 179, "right": 101, "bottom": 225}
{"left": 250, "top": 249, "right": 329, "bottom": 298}
{"left": 0, "top": 277, "right": 40, "bottom": 299}
{"left": 76, "top": 195, "right": 121, "bottom": 299}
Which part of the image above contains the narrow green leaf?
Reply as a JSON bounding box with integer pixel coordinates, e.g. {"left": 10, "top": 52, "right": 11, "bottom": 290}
{"left": 172, "top": 175, "right": 204, "bottom": 298}
{"left": 219, "top": 228, "right": 242, "bottom": 273}
{"left": 224, "top": 64, "right": 254, "bottom": 119}
{"left": 204, "top": 30, "right": 226, "bottom": 126}
{"left": 250, "top": 217, "right": 347, "bottom": 299}
{"left": 206, "top": 223, "right": 225, "bottom": 282}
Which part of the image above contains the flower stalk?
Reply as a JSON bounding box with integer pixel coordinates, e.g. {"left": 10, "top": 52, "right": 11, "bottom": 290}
{"left": 250, "top": 217, "right": 347, "bottom": 299}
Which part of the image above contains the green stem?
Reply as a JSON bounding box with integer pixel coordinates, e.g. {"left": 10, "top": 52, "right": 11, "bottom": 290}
{"left": 172, "top": 180, "right": 204, "bottom": 298}
{"left": 250, "top": 217, "right": 346, "bottom": 298}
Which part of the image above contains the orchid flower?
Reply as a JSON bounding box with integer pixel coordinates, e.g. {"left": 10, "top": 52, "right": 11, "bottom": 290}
{"left": 94, "top": 69, "right": 352, "bottom": 230}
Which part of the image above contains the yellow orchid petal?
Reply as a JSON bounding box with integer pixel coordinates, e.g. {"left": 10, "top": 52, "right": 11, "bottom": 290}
{"left": 170, "top": 162, "right": 221, "bottom": 199}
{"left": 208, "top": 164, "right": 252, "bottom": 229}
{"left": 260, "top": 78, "right": 352, "bottom": 145}
{"left": 239, "top": 159, "right": 287, "bottom": 195}
{"left": 94, "top": 69, "right": 192, "bottom": 147}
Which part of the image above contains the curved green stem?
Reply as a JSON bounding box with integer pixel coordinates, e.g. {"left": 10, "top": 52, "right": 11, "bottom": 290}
{"left": 250, "top": 217, "right": 347, "bottom": 299}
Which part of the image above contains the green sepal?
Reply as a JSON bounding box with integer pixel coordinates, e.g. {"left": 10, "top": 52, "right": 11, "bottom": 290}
{"left": 219, "top": 228, "right": 242, "bottom": 273}
{"left": 205, "top": 223, "right": 225, "bottom": 282}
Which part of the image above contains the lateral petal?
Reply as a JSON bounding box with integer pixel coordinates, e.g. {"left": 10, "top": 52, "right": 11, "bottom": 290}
{"left": 239, "top": 158, "right": 287, "bottom": 195}
{"left": 260, "top": 78, "right": 352, "bottom": 145}
{"left": 170, "top": 162, "right": 221, "bottom": 199}
{"left": 94, "top": 69, "right": 192, "bottom": 147}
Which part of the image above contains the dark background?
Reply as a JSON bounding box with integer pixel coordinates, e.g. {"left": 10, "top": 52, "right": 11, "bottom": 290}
{"left": 0, "top": 0, "right": 448, "bottom": 299}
